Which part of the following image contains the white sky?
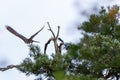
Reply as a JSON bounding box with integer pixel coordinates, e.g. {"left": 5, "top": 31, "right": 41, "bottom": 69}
{"left": 0, "top": 0, "right": 120, "bottom": 80}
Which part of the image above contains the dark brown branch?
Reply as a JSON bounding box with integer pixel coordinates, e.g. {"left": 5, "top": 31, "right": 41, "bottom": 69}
{"left": 0, "top": 64, "right": 22, "bottom": 71}
{"left": 58, "top": 38, "right": 64, "bottom": 53}
{"left": 44, "top": 38, "right": 54, "bottom": 54}
{"left": 58, "top": 42, "right": 64, "bottom": 53}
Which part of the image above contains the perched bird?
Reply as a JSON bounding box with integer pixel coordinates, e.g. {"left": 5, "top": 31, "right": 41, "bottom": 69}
{"left": 6, "top": 25, "right": 44, "bottom": 44}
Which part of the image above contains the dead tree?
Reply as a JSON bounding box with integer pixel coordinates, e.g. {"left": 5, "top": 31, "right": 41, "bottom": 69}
{"left": 44, "top": 22, "right": 64, "bottom": 54}
{"left": 6, "top": 25, "right": 44, "bottom": 44}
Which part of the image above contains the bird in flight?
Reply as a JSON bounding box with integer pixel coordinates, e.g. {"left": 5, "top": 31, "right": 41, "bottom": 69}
{"left": 6, "top": 25, "right": 44, "bottom": 44}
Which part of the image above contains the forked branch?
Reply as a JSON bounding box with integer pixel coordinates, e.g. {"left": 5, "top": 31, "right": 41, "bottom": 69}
{"left": 44, "top": 22, "right": 64, "bottom": 54}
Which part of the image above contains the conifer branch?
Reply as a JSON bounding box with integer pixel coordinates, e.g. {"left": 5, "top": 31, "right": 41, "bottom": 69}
{"left": 0, "top": 64, "right": 22, "bottom": 71}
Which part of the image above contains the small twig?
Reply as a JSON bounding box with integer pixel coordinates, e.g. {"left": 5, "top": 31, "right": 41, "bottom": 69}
{"left": 0, "top": 64, "right": 22, "bottom": 71}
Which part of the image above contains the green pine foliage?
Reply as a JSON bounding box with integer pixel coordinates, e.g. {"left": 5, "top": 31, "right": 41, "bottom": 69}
{"left": 74, "top": 5, "right": 120, "bottom": 79}
{"left": 16, "top": 5, "right": 120, "bottom": 80}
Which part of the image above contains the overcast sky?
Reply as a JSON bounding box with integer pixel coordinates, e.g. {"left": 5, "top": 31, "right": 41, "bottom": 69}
{"left": 0, "top": 0, "right": 120, "bottom": 80}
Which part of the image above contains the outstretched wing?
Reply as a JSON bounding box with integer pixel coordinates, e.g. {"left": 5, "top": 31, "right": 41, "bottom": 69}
{"left": 6, "top": 25, "right": 28, "bottom": 43}
{"left": 29, "top": 26, "right": 44, "bottom": 40}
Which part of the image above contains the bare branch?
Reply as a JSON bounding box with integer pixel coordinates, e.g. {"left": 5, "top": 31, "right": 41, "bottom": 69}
{"left": 58, "top": 42, "right": 64, "bottom": 53}
{"left": 44, "top": 38, "right": 54, "bottom": 54}
{"left": 46, "top": 22, "right": 63, "bottom": 54}
{"left": 47, "top": 22, "right": 56, "bottom": 38}
{"left": 0, "top": 64, "right": 22, "bottom": 71}
{"left": 56, "top": 26, "right": 60, "bottom": 39}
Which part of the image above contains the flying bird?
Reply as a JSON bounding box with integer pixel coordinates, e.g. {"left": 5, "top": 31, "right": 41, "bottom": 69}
{"left": 6, "top": 25, "right": 44, "bottom": 44}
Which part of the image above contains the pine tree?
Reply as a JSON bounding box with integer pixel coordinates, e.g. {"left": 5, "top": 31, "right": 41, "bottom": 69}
{"left": 71, "top": 5, "right": 120, "bottom": 79}
{"left": 1, "top": 5, "right": 120, "bottom": 80}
